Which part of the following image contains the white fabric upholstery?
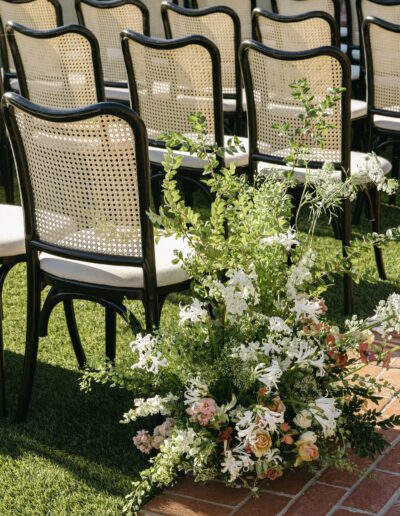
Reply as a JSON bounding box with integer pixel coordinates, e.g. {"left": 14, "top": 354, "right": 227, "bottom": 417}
{"left": 340, "top": 43, "right": 348, "bottom": 53}
{"left": 40, "top": 234, "right": 190, "bottom": 288}
{"left": 351, "top": 64, "right": 360, "bottom": 81}
{"left": 340, "top": 27, "right": 348, "bottom": 38}
{"left": 0, "top": 204, "right": 25, "bottom": 257}
{"left": 352, "top": 49, "right": 360, "bottom": 62}
{"left": 10, "top": 77, "right": 19, "bottom": 92}
{"left": 149, "top": 135, "right": 249, "bottom": 168}
{"left": 257, "top": 151, "right": 391, "bottom": 183}
{"left": 223, "top": 89, "right": 247, "bottom": 112}
{"left": 374, "top": 114, "right": 400, "bottom": 132}
{"left": 105, "top": 85, "right": 130, "bottom": 102}
{"left": 351, "top": 99, "right": 367, "bottom": 120}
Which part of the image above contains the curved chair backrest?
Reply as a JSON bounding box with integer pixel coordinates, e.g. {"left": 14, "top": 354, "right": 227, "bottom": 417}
{"left": 0, "top": 0, "right": 62, "bottom": 78}
{"left": 2, "top": 93, "right": 156, "bottom": 280}
{"left": 345, "top": 0, "right": 359, "bottom": 49}
{"left": 144, "top": 0, "right": 178, "bottom": 37}
{"left": 6, "top": 22, "right": 105, "bottom": 108}
{"left": 253, "top": 8, "right": 339, "bottom": 49}
{"left": 239, "top": 40, "right": 351, "bottom": 172}
{"left": 363, "top": 16, "right": 400, "bottom": 118}
{"left": 357, "top": 0, "right": 400, "bottom": 42}
{"left": 272, "top": 0, "right": 340, "bottom": 25}
{"left": 192, "top": 0, "right": 255, "bottom": 39}
{"left": 121, "top": 31, "right": 224, "bottom": 148}
{"left": 162, "top": 2, "right": 241, "bottom": 111}
{"left": 76, "top": 0, "right": 149, "bottom": 86}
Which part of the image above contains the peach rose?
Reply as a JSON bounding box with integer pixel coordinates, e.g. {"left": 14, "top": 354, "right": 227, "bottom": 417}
{"left": 251, "top": 429, "right": 272, "bottom": 458}
{"left": 266, "top": 467, "right": 284, "bottom": 481}
{"left": 267, "top": 396, "right": 286, "bottom": 414}
{"left": 295, "top": 432, "right": 319, "bottom": 466}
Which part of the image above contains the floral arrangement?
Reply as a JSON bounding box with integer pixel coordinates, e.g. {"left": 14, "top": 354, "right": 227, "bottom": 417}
{"left": 81, "top": 81, "right": 400, "bottom": 515}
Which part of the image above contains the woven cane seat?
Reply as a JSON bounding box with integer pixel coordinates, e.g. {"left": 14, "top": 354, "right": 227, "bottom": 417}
{"left": 40, "top": 234, "right": 190, "bottom": 288}
{"left": 257, "top": 152, "right": 391, "bottom": 183}
{"left": 0, "top": 204, "right": 25, "bottom": 257}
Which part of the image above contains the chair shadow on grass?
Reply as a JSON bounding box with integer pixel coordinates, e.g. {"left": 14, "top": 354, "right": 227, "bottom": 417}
{"left": 0, "top": 350, "right": 149, "bottom": 498}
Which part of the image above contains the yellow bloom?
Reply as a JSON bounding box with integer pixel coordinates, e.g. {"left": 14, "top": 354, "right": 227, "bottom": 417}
{"left": 251, "top": 429, "right": 272, "bottom": 458}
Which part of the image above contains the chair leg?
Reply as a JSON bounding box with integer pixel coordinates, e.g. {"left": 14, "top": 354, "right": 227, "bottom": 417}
{"left": 105, "top": 306, "right": 116, "bottom": 362}
{"left": 0, "top": 138, "right": 14, "bottom": 205}
{"left": 63, "top": 299, "right": 86, "bottom": 368}
{"left": 0, "top": 263, "right": 13, "bottom": 418}
{"left": 14, "top": 256, "right": 41, "bottom": 423}
{"left": 370, "top": 187, "right": 387, "bottom": 280}
{"left": 352, "top": 192, "right": 364, "bottom": 225}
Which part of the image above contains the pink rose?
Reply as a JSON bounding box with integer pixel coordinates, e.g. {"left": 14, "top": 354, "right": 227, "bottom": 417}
{"left": 133, "top": 430, "right": 153, "bottom": 454}
{"left": 197, "top": 398, "right": 217, "bottom": 418}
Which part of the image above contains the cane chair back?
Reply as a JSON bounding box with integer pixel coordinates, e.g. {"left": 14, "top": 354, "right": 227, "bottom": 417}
{"left": 0, "top": 0, "right": 62, "bottom": 77}
{"left": 6, "top": 23, "right": 105, "bottom": 108}
{"left": 76, "top": 0, "right": 149, "bottom": 86}
{"left": 121, "top": 31, "right": 224, "bottom": 148}
{"left": 357, "top": 0, "right": 400, "bottom": 40}
{"left": 193, "top": 0, "right": 254, "bottom": 39}
{"left": 253, "top": 9, "right": 339, "bottom": 49}
{"left": 364, "top": 17, "right": 400, "bottom": 118}
{"left": 162, "top": 3, "right": 240, "bottom": 103}
{"left": 272, "top": 0, "right": 340, "bottom": 25}
{"left": 240, "top": 41, "right": 351, "bottom": 171}
{"left": 3, "top": 93, "right": 155, "bottom": 271}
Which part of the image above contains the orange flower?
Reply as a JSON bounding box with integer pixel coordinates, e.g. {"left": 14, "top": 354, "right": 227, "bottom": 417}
{"left": 251, "top": 429, "right": 272, "bottom": 458}
{"left": 294, "top": 432, "right": 319, "bottom": 467}
{"left": 267, "top": 396, "right": 286, "bottom": 414}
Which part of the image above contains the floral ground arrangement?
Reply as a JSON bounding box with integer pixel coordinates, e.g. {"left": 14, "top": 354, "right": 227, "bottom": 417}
{"left": 82, "top": 87, "right": 400, "bottom": 514}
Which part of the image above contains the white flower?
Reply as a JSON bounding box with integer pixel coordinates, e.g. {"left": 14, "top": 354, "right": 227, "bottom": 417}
{"left": 120, "top": 393, "right": 177, "bottom": 423}
{"left": 356, "top": 153, "right": 398, "bottom": 194}
{"left": 293, "top": 409, "right": 313, "bottom": 429}
{"left": 230, "top": 341, "right": 261, "bottom": 362}
{"left": 255, "top": 360, "right": 283, "bottom": 392}
{"left": 287, "top": 339, "right": 326, "bottom": 377}
{"left": 269, "top": 316, "right": 291, "bottom": 335}
{"left": 298, "top": 431, "right": 317, "bottom": 444}
{"left": 179, "top": 298, "right": 208, "bottom": 325}
{"left": 213, "top": 268, "right": 260, "bottom": 319}
{"left": 261, "top": 227, "right": 299, "bottom": 251}
{"left": 184, "top": 376, "right": 209, "bottom": 407}
{"left": 170, "top": 428, "right": 197, "bottom": 455}
{"left": 291, "top": 296, "right": 323, "bottom": 323}
{"left": 310, "top": 397, "right": 341, "bottom": 437}
{"left": 257, "top": 407, "right": 285, "bottom": 432}
{"left": 221, "top": 451, "right": 244, "bottom": 482}
{"left": 286, "top": 251, "right": 316, "bottom": 299}
{"left": 130, "top": 333, "right": 168, "bottom": 374}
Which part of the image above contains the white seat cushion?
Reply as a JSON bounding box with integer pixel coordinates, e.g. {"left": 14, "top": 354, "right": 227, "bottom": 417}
{"left": 340, "top": 43, "right": 348, "bottom": 53}
{"left": 223, "top": 89, "right": 247, "bottom": 112}
{"left": 374, "top": 114, "right": 400, "bottom": 132}
{"left": 0, "top": 204, "right": 25, "bottom": 257}
{"left": 257, "top": 151, "right": 391, "bottom": 184}
{"left": 351, "top": 64, "right": 360, "bottom": 81}
{"left": 9, "top": 77, "right": 19, "bottom": 92}
{"left": 340, "top": 27, "right": 348, "bottom": 38}
{"left": 40, "top": 234, "right": 190, "bottom": 288}
{"left": 149, "top": 135, "right": 249, "bottom": 168}
{"left": 105, "top": 85, "right": 130, "bottom": 102}
{"left": 352, "top": 49, "right": 360, "bottom": 62}
{"left": 351, "top": 99, "right": 367, "bottom": 120}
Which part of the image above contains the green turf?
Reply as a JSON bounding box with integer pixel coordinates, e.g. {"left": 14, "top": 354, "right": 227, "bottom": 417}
{"left": 0, "top": 183, "right": 399, "bottom": 515}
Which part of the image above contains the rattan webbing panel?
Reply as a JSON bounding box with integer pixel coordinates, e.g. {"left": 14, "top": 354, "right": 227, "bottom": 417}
{"left": 248, "top": 50, "right": 342, "bottom": 161}
{"left": 361, "top": 0, "right": 400, "bottom": 36}
{"left": 81, "top": 3, "right": 144, "bottom": 83}
{"left": 368, "top": 24, "right": 400, "bottom": 113}
{"left": 14, "top": 31, "right": 98, "bottom": 108}
{"left": 127, "top": 40, "right": 216, "bottom": 143}
{"left": 143, "top": 0, "right": 164, "bottom": 37}
{"left": 167, "top": 10, "right": 236, "bottom": 93}
{"left": 0, "top": 0, "right": 58, "bottom": 72}
{"left": 196, "top": 0, "right": 252, "bottom": 39}
{"left": 257, "top": 15, "right": 332, "bottom": 50}
{"left": 13, "top": 107, "right": 143, "bottom": 256}
{"left": 275, "top": 0, "right": 335, "bottom": 18}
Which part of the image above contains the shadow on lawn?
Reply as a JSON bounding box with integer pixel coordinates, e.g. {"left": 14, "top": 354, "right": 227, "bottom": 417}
{"left": 0, "top": 350, "right": 148, "bottom": 497}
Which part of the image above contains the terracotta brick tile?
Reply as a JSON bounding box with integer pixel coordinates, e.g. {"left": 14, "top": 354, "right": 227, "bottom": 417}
{"left": 382, "top": 399, "right": 400, "bottom": 427}
{"left": 377, "top": 369, "right": 400, "bottom": 389}
{"left": 318, "top": 466, "right": 365, "bottom": 488}
{"left": 385, "top": 496, "right": 400, "bottom": 515}
{"left": 379, "top": 427, "right": 400, "bottom": 444}
{"left": 142, "top": 494, "right": 232, "bottom": 515}
{"left": 284, "top": 483, "right": 344, "bottom": 515}
{"left": 260, "top": 469, "right": 315, "bottom": 496}
{"left": 346, "top": 450, "right": 375, "bottom": 471}
{"left": 359, "top": 364, "right": 384, "bottom": 378}
{"left": 167, "top": 477, "right": 249, "bottom": 506}
{"left": 390, "top": 357, "right": 400, "bottom": 368}
{"left": 237, "top": 492, "right": 290, "bottom": 515}
{"left": 343, "top": 470, "right": 400, "bottom": 513}
{"left": 376, "top": 442, "right": 400, "bottom": 473}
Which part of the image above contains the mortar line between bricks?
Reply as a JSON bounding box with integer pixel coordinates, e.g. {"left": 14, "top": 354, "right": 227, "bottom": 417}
{"left": 163, "top": 490, "right": 235, "bottom": 509}
{"left": 314, "top": 480, "right": 348, "bottom": 490}
{"left": 325, "top": 433, "right": 400, "bottom": 516}
{"left": 259, "top": 489, "right": 293, "bottom": 498}
{"left": 228, "top": 493, "right": 255, "bottom": 515}
{"left": 275, "top": 467, "right": 327, "bottom": 516}
{"left": 334, "top": 506, "right": 374, "bottom": 514}
{"left": 375, "top": 468, "right": 400, "bottom": 476}
{"left": 377, "top": 486, "right": 400, "bottom": 516}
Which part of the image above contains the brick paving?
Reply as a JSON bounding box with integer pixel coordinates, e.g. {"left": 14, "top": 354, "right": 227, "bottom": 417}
{"left": 141, "top": 335, "right": 400, "bottom": 516}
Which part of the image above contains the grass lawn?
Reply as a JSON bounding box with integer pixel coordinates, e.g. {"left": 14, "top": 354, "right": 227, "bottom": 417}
{"left": 1, "top": 184, "right": 399, "bottom": 515}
